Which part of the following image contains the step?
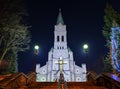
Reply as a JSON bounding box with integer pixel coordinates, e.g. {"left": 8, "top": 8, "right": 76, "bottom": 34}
{"left": 67, "top": 82, "right": 94, "bottom": 86}
{"left": 20, "top": 86, "right": 108, "bottom": 89}
{"left": 68, "top": 86, "right": 108, "bottom": 89}
{"left": 19, "top": 82, "right": 108, "bottom": 89}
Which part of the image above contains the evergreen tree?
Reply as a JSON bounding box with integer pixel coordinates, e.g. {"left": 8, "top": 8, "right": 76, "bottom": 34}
{"left": 103, "top": 54, "right": 112, "bottom": 72}
{"left": 103, "top": 3, "right": 120, "bottom": 48}
{"left": 102, "top": 3, "right": 120, "bottom": 73}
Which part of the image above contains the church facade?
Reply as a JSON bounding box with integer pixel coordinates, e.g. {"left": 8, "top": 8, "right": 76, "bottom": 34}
{"left": 36, "top": 10, "right": 87, "bottom": 82}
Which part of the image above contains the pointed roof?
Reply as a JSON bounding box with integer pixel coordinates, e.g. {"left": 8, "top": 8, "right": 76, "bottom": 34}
{"left": 57, "top": 9, "right": 64, "bottom": 25}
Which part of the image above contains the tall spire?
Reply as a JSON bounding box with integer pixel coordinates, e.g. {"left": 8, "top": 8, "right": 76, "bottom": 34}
{"left": 57, "top": 9, "right": 64, "bottom": 25}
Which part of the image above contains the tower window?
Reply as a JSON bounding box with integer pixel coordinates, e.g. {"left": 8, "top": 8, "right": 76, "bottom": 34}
{"left": 57, "top": 36, "right": 59, "bottom": 42}
{"left": 62, "top": 36, "right": 64, "bottom": 42}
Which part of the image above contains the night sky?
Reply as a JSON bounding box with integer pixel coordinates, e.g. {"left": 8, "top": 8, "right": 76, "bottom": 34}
{"left": 18, "top": 0, "right": 120, "bottom": 74}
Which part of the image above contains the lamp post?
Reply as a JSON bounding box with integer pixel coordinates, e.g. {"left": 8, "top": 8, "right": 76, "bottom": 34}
{"left": 83, "top": 44, "right": 89, "bottom": 60}
{"left": 83, "top": 44, "right": 88, "bottom": 54}
{"left": 83, "top": 44, "right": 89, "bottom": 70}
{"left": 34, "top": 45, "right": 39, "bottom": 55}
{"left": 34, "top": 45, "right": 39, "bottom": 72}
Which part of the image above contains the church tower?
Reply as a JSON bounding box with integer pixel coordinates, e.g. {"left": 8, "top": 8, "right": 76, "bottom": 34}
{"left": 54, "top": 9, "right": 67, "bottom": 50}
{"left": 53, "top": 9, "right": 68, "bottom": 59}
{"left": 36, "top": 9, "right": 87, "bottom": 82}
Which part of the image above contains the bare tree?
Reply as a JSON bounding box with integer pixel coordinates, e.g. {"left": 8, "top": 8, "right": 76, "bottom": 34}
{"left": 0, "top": 0, "right": 31, "bottom": 72}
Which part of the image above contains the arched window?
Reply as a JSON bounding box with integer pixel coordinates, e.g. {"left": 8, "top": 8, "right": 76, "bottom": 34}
{"left": 62, "top": 36, "right": 64, "bottom": 42}
{"left": 57, "top": 36, "right": 59, "bottom": 42}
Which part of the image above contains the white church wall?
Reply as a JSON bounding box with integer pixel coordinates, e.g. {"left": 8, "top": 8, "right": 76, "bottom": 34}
{"left": 69, "top": 60, "right": 74, "bottom": 72}
{"left": 82, "top": 64, "right": 87, "bottom": 73}
{"left": 48, "top": 51, "right": 53, "bottom": 60}
{"left": 52, "top": 59, "right": 59, "bottom": 70}
{"left": 36, "top": 74, "right": 46, "bottom": 82}
{"left": 68, "top": 50, "right": 74, "bottom": 60}
{"left": 53, "top": 49, "right": 69, "bottom": 58}
{"left": 55, "top": 23, "right": 66, "bottom": 31}
{"left": 36, "top": 64, "right": 40, "bottom": 73}
{"left": 47, "top": 60, "right": 53, "bottom": 73}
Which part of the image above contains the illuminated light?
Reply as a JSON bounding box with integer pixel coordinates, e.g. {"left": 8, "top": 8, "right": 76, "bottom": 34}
{"left": 83, "top": 44, "right": 88, "bottom": 49}
{"left": 111, "top": 27, "right": 120, "bottom": 72}
{"left": 34, "top": 45, "right": 39, "bottom": 50}
{"left": 60, "top": 56, "right": 63, "bottom": 60}
{"left": 34, "top": 45, "right": 39, "bottom": 55}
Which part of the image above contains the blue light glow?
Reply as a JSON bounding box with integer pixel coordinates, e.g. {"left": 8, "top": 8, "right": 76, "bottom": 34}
{"left": 111, "top": 27, "right": 120, "bottom": 72}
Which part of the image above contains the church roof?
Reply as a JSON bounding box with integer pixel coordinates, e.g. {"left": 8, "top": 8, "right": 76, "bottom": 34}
{"left": 56, "top": 9, "right": 64, "bottom": 25}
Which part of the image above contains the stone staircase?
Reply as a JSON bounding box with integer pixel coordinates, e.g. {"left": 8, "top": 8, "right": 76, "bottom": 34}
{"left": 0, "top": 72, "right": 120, "bottom": 89}
{"left": 67, "top": 82, "right": 107, "bottom": 89}
{"left": 67, "top": 86, "right": 107, "bottom": 89}
{"left": 27, "top": 82, "right": 58, "bottom": 89}
{"left": 24, "top": 81, "right": 107, "bottom": 89}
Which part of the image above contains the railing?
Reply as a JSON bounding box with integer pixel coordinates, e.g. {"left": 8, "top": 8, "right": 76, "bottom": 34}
{"left": 58, "top": 79, "right": 61, "bottom": 89}
{"left": 58, "top": 79, "right": 68, "bottom": 89}
{"left": 64, "top": 81, "right": 68, "bottom": 89}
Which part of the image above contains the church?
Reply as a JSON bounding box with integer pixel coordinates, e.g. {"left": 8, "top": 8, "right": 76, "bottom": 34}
{"left": 36, "top": 10, "right": 87, "bottom": 82}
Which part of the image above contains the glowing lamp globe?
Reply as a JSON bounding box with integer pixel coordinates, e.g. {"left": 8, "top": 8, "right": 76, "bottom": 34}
{"left": 83, "top": 44, "right": 88, "bottom": 49}
{"left": 34, "top": 45, "right": 39, "bottom": 50}
{"left": 83, "top": 44, "right": 88, "bottom": 53}
{"left": 34, "top": 45, "right": 39, "bottom": 55}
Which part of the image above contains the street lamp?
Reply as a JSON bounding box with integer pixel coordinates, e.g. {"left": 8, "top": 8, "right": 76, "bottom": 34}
{"left": 34, "top": 45, "right": 39, "bottom": 55}
{"left": 83, "top": 44, "right": 88, "bottom": 53}
{"left": 83, "top": 44, "right": 89, "bottom": 70}
{"left": 34, "top": 45, "right": 39, "bottom": 72}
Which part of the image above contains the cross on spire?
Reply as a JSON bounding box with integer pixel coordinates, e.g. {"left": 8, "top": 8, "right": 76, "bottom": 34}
{"left": 56, "top": 8, "right": 64, "bottom": 25}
